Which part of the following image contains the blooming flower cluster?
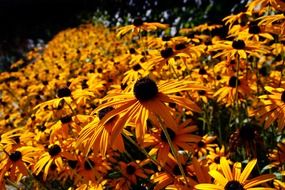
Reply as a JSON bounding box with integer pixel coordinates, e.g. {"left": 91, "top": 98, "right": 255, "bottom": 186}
{"left": 0, "top": 0, "right": 285, "bottom": 189}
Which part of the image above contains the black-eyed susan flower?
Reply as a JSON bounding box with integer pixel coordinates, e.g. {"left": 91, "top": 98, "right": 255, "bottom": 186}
{"left": 247, "top": 0, "right": 285, "bottom": 13}
{"left": 151, "top": 155, "right": 195, "bottom": 190}
{"left": 223, "top": 12, "right": 252, "bottom": 29}
{"left": 75, "top": 180, "right": 107, "bottom": 190}
{"left": 119, "top": 160, "right": 152, "bottom": 185}
{"left": 77, "top": 154, "right": 111, "bottom": 182}
{"left": 238, "top": 21, "right": 274, "bottom": 42}
{"left": 116, "top": 17, "right": 168, "bottom": 38}
{"left": 194, "top": 134, "right": 218, "bottom": 157}
{"left": 210, "top": 38, "right": 269, "bottom": 59}
{"left": 255, "top": 86, "right": 285, "bottom": 130}
{"left": 92, "top": 77, "right": 202, "bottom": 146}
{"left": 214, "top": 57, "right": 247, "bottom": 75}
{"left": 145, "top": 43, "right": 203, "bottom": 71}
{"left": 214, "top": 75, "right": 252, "bottom": 107}
{"left": 268, "top": 139, "right": 285, "bottom": 168}
{"left": 206, "top": 146, "right": 230, "bottom": 170}
{"left": 144, "top": 119, "right": 201, "bottom": 165}
{"left": 33, "top": 142, "right": 75, "bottom": 180}
{"left": 195, "top": 157, "right": 275, "bottom": 190}
{"left": 122, "top": 62, "right": 148, "bottom": 85}
{"left": 0, "top": 146, "right": 40, "bottom": 188}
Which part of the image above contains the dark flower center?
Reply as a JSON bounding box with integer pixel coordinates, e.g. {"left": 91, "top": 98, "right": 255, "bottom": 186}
{"left": 175, "top": 43, "right": 187, "bottom": 50}
{"left": 4, "top": 114, "right": 10, "bottom": 120}
{"left": 57, "top": 87, "right": 71, "bottom": 98}
{"left": 37, "top": 125, "right": 46, "bottom": 132}
{"left": 141, "top": 51, "right": 149, "bottom": 56}
{"left": 249, "top": 24, "right": 260, "bottom": 34}
{"left": 60, "top": 115, "right": 72, "bottom": 124}
{"left": 98, "top": 106, "right": 114, "bottom": 120}
{"left": 160, "top": 128, "right": 176, "bottom": 142}
{"left": 281, "top": 91, "right": 285, "bottom": 103}
{"left": 132, "top": 64, "right": 142, "bottom": 71}
{"left": 187, "top": 33, "right": 195, "bottom": 38}
{"left": 97, "top": 68, "right": 103, "bottom": 73}
{"left": 9, "top": 151, "right": 22, "bottom": 162}
{"left": 42, "top": 80, "right": 48, "bottom": 85}
{"left": 199, "top": 68, "right": 207, "bottom": 75}
{"left": 162, "top": 35, "right": 172, "bottom": 41}
{"left": 160, "top": 48, "right": 174, "bottom": 59}
{"left": 228, "top": 76, "right": 241, "bottom": 87}
{"left": 129, "top": 48, "right": 136, "bottom": 54}
{"left": 198, "top": 90, "right": 206, "bottom": 95}
{"left": 232, "top": 40, "right": 246, "bottom": 49}
{"left": 239, "top": 125, "right": 255, "bottom": 141}
{"left": 84, "top": 159, "right": 95, "bottom": 170}
{"left": 224, "top": 180, "right": 244, "bottom": 190}
{"left": 133, "top": 17, "right": 143, "bottom": 27}
{"left": 81, "top": 79, "right": 88, "bottom": 89}
{"left": 35, "top": 95, "right": 41, "bottom": 100}
{"left": 67, "top": 160, "right": 78, "bottom": 169}
{"left": 126, "top": 165, "right": 136, "bottom": 175}
{"left": 48, "top": 144, "right": 61, "bottom": 157}
{"left": 134, "top": 77, "right": 158, "bottom": 102}
{"left": 197, "top": 141, "right": 205, "bottom": 148}
{"left": 214, "top": 156, "right": 221, "bottom": 164}
{"left": 216, "top": 75, "right": 222, "bottom": 80}
{"left": 140, "top": 57, "right": 146, "bottom": 63}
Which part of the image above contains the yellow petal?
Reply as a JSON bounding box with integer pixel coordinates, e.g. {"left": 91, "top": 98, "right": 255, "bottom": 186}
{"left": 239, "top": 159, "right": 257, "bottom": 183}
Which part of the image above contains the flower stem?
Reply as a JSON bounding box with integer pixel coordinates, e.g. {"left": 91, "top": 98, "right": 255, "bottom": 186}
{"left": 156, "top": 116, "right": 189, "bottom": 186}
{"left": 122, "top": 132, "right": 175, "bottom": 177}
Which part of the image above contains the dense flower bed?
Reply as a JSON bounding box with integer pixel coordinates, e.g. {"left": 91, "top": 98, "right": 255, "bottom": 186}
{"left": 0, "top": 0, "right": 285, "bottom": 189}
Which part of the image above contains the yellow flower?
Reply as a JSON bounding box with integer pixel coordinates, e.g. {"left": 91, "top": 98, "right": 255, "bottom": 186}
{"left": 255, "top": 86, "right": 285, "bottom": 130}
{"left": 116, "top": 17, "right": 168, "bottom": 38}
{"left": 33, "top": 142, "right": 75, "bottom": 180}
{"left": 195, "top": 158, "right": 275, "bottom": 190}
{"left": 92, "top": 77, "right": 202, "bottom": 148}
{"left": 194, "top": 134, "right": 218, "bottom": 157}
{"left": 119, "top": 160, "right": 152, "bottom": 185}
{"left": 144, "top": 119, "right": 201, "bottom": 165}
{"left": 0, "top": 146, "right": 40, "bottom": 186}
{"left": 210, "top": 39, "right": 269, "bottom": 59}
{"left": 214, "top": 75, "right": 252, "bottom": 107}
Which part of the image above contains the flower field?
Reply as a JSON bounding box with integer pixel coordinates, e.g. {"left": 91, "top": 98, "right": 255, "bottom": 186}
{"left": 1, "top": 0, "right": 285, "bottom": 189}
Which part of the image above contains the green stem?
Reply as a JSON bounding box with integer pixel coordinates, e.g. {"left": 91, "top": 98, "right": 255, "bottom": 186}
{"left": 234, "top": 55, "right": 241, "bottom": 129}
{"left": 156, "top": 116, "right": 189, "bottom": 186}
{"left": 64, "top": 99, "right": 76, "bottom": 115}
{"left": 121, "top": 132, "right": 175, "bottom": 177}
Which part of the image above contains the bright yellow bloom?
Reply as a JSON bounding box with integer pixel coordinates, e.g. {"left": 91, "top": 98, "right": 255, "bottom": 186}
{"left": 195, "top": 158, "right": 275, "bottom": 190}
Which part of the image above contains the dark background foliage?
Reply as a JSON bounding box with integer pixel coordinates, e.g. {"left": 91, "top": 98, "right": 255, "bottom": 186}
{"left": 0, "top": 0, "right": 246, "bottom": 71}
